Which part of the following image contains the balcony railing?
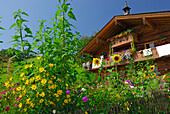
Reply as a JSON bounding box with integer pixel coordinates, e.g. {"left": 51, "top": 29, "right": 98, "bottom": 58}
{"left": 83, "top": 43, "right": 170, "bottom": 70}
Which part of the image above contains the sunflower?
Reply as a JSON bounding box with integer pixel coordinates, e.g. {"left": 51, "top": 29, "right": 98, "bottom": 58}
{"left": 112, "top": 54, "right": 121, "bottom": 63}
{"left": 150, "top": 65, "right": 155, "bottom": 72}
{"left": 143, "top": 73, "right": 150, "bottom": 78}
{"left": 152, "top": 73, "right": 156, "bottom": 78}
{"left": 93, "top": 58, "right": 100, "bottom": 66}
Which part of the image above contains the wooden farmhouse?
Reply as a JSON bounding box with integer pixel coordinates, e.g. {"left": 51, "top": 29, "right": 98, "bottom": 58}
{"left": 80, "top": 4, "right": 170, "bottom": 79}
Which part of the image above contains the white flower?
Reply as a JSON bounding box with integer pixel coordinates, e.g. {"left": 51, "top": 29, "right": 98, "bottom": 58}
{"left": 81, "top": 88, "right": 86, "bottom": 91}
{"left": 100, "top": 85, "right": 102, "bottom": 87}
{"left": 130, "top": 86, "right": 134, "bottom": 89}
{"left": 53, "top": 110, "right": 56, "bottom": 114}
{"left": 125, "top": 81, "right": 128, "bottom": 84}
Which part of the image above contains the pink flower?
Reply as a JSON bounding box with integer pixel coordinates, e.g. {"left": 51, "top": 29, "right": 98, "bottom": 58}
{"left": 126, "top": 80, "right": 130, "bottom": 83}
{"left": 82, "top": 97, "right": 88, "bottom": 102}
{"left": 147, "top": 91, "right": 149, "bottom": 95}
{"left": 66, "top": 90, "right": 70, "bottom": 94}
{"left": 14, "top": 104, "right": 17, "bottom": 106}
{"left": 0, "top": 96, "right": 2, "bottom": 100}
{"left": 5, "top": 106, "right": 9, "bottom": 111}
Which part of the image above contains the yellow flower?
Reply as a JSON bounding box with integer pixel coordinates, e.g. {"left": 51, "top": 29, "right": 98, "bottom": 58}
{"left": 152, "top": 73, "right": 156, "bottom": 78}
{"left": 36, "top": 92, "right": 39, "bottom": 97}
{"left": 127, "top": 107, "right": 129, "bottom": 111}
{"left": 143, "top": 73, "right": 150, "bottom": 78}
{"left": 93, "top": 58, "right": 100, "bottom": 66}
{"left": 40, "top": 92, "right": 45, "bottom": 97}
{"left": 39, "top": 99, "right": 44, "bottom": 103}
{"left": 30, "top": 77, "right": 35, "bottom": 83}
{"left": 29, "top": 63, "right": 33, "bottom": 67}
{"left": 163, "top": 75, "right": 168, "bottom": 80}
{"left": 57, "top": 90, "right": 63, "bottom": 95}
{"left": 16, "top": 87, "right": 22, "bottom": 91}
{"left": 49, "top": 101, "right": 54, "bottom": 105}
{"left": 45, "top": 102, "right": 48, "bottom": 106}
{"left": 112, "top": 54, "right": 121, "bottom": 63}
{"left": 54, "top": 93, "right": 59, "bottom": 97}
{"left": 150, "top": 65, "right": 155, "bottom": 72}
{"left": 64, "top": 99, "right": 68, "bottom": 104}
{"left": 25, "top": 65, "right": 29, "bottom": 69}
{"left": 19, "top": 94, "right": 22, "bottom": 98}
{"left": 46, "top": 73, "right": 49, "bottom": 76}
{"left": 49, "top": 64, "right": 54, "bottom": 68}
{"left": 26, "top": 98, "right": 30, "bottom": 104}
{"left": 39, "top": 67, "right": 45, "bottom": 72}
{"left": 22, "top": 77, "right": 26, "bottom": 81}
{"left": 48, "top": 80, "right": 53, "bottom": 84}
{"left": 10, "top": 83, "right": 14, "bottom": 87}
{"left": 116, "top": 94, "right": 120, "bottom": 98}
{"left": 31, "top": 85, "right": 37, "bottom": 90}
{"left": 68, "top": 98, "right": 71, "bottom": 102}
{"left": 4, "top": 81, "right": 10, "bottom": 88}
{"left": 9, "top": 77, "right": 13, "bottom": 81}
{"left": 20, "top": 72, "right": 24, "bottom": 77}
{"left": 41, "top": 79, "right": 47, "bottom": 84}
{"left": 23, "top": 89, "right": 27, "bottom": 94}
{"left": 58, "top": 78, "right": 61, "bottom": 82}
{"left": 57, "top": 99, "right": 60, "bottom": 101}
{"left": 51, "top": 84, "right": 57, "bottom": 89}
{"left": 30, "top": 103, "right": 35, "bottom": 107}
{"left": 37, "top": 56, "right": 42, "bottom": 60}
{"left": 35, "top": 75, "right": 41, "bottom": 81}
{"left": 66, "top": 95, "right": 70, "bottom": 98}
{"left": 24, "top": 108, "right": 27, "bottom": 112}
{"left": 25, "top": 80, "right": 29, "bottom": 85}
{"left": 12, "top": 90, "right": 15, "bottom": 95}
{"left": 19, "top": 103, "right": 22, "bottom": 108}
{"left": 53, "top": 76, "right": 56, "bottom": 79}
{"left": 65, "top": 83, "right": 68, "bottom": 87}
{"left": 85, "top": 111, "right": 88, "bottom": 114}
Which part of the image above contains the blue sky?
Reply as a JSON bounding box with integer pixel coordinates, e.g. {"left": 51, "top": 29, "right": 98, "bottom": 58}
{"left": 0, "top": 0, "right": 170, "bottom": 50}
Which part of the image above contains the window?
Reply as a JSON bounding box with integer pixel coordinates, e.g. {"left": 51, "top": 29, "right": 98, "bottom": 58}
{"left": 145, "top": 42, "right": 154, "bottom": 49}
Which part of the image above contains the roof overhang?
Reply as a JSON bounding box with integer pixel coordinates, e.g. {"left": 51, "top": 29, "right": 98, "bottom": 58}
{"left": 79, "top": 11, "right": 170, "bottom": 55}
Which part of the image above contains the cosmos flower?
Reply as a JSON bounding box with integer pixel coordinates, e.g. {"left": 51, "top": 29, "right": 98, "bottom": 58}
{"left": 66, "top": 90, "right": 70, "bottom": 94}
{"left": 82, "top": 97, "right": 88, "bottom": 102}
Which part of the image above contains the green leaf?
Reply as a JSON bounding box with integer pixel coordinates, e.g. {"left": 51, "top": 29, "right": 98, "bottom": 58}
{"left": 25, "top": 34, "right": 33, "bottom": 37}
{"left": 9, "top": 23, "right": 17, "bottom": 30}
{"left": 55, "top": 10, "right": 61, "bottom": 20}
{"left": 22, "top": 12, "right": 29, "bottom": 16}
{"left": 62, "top": 4, "right": 68, "bottom": 13}
{"left": 0, "top": 41, "right": 3, "bottom": 43}
{"left": 16, "top": 19, "right": 21, "bottom": 26}
{"left": 68, "top": 8, "right": 76, "bottom": 20}
{"left": 12, "top": 11, "right": 18, "bottom": 15}
{"left": 0, "top": 27, "right": 5, "bottom": 30}
{"left": 58, "top": 0, "right": 61, "bottom": 4}
{"left": 14, "top": 15, "right": 18, "bottom": 20}
{"left": 24, "top": 28, "right": 32, "bottom": 34}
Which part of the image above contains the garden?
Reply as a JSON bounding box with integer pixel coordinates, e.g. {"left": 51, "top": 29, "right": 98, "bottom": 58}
{"left": 0, "top": 0, "right": 169, "bottom": 113}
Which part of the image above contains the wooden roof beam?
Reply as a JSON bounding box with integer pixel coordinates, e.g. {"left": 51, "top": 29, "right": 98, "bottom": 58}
{"left": 97, "top": 37, "right": 107, "bottom": 45}
{"left": 115, "top": 19, "right": 127, "bottom": 29}
{"left": 143, "top": 18, "right": 155, "bottom": 29}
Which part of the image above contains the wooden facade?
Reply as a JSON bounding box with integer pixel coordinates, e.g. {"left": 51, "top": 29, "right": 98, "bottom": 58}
{"left": 80, "top": 11, "right": 170, "bottom": 78}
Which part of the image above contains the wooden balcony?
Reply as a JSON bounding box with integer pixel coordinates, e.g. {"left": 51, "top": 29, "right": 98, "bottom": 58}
{"left": 102, "top": 47, "right": 160, "bottom": 67}
{"left": 83, "top": 43, "right": 170, "bottom": 70}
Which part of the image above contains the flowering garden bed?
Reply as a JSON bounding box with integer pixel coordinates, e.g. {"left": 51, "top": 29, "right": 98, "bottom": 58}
{"left": 0, "top": 0, "right": 169, "bottom": 113}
